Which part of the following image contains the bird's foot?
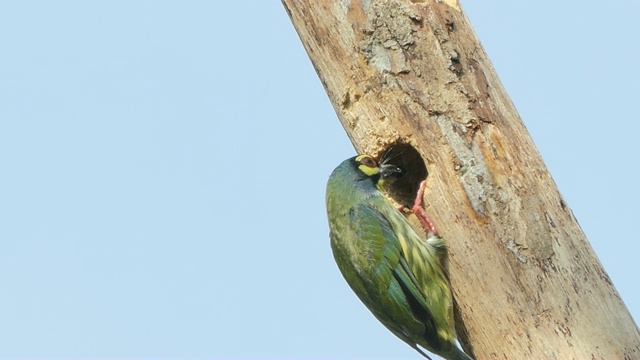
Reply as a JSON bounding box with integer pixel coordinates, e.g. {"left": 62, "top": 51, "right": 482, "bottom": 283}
{"left": 412, "top": 180, "right": 439, "bottom": 236}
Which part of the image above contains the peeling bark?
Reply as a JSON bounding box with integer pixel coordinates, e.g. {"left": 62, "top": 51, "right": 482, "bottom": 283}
{"left": 283, "top": 0, "right": 640, "bottom": 358}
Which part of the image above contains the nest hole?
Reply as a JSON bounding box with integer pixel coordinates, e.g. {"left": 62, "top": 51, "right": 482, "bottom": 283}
{"left": 376, "top": 142, "right": 428, "bottom": 207}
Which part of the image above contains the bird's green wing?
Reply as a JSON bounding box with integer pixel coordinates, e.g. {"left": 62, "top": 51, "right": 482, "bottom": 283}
{"left": 346, "top": 203, "right": 441, "bottom": 349}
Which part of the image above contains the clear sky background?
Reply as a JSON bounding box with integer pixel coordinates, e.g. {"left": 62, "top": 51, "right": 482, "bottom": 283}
{"left": 1, "top": 1, "right": 638, "bottom": 359}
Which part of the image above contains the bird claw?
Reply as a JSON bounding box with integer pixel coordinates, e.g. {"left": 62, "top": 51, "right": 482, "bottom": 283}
{"left": 412, "top": 180, "right": 439, "bottom": 235}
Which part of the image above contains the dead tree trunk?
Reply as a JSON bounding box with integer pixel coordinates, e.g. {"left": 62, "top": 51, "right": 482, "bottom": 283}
{"left": 282, "top": 0, "right": 640, "bottom": 358}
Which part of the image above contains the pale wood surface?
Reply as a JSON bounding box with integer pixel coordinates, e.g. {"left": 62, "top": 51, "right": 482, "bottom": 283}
{"left": 282, "top": 0, "right": 640, "bottom": 358}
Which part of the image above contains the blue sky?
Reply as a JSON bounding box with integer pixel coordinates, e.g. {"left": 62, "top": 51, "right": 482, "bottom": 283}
{"left": 0, "top": 1, "right": 638, "bottom": 359}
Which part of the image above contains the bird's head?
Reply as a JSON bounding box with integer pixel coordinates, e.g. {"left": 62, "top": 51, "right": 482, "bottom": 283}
{"left": 352, "top": 154, "right": 404, "bottom": 184}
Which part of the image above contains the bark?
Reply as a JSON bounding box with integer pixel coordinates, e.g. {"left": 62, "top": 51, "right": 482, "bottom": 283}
{"left": 282, "top": 0, "right": 640, "bottom": 359}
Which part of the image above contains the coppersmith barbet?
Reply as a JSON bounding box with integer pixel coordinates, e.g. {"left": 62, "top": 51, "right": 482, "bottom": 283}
{"left": 326, "top": 154, "right": 472, "bottom": 360}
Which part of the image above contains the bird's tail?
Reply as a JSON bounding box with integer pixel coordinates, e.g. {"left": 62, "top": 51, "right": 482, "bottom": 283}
{"left": 414, "top": 344, "right": 474, "bottom": 360}
{"left": 444, "top": 345, "right": 474, "bottom": 360}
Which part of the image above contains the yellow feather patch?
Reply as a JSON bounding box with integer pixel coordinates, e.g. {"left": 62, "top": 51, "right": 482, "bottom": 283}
{"left": 355, "top": 154, "right": 380, "bottom": 176}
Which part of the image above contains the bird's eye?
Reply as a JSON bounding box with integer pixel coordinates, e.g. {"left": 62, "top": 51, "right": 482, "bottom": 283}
{"left": 360, "top": 156, "right": 377, "bottom": 168}
{"left": 355, "top": 155, "right": 380, "bottom": 177}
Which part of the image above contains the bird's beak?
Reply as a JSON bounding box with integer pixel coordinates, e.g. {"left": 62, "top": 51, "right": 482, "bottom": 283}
{"left": 379, "top": 163, "right": 404, "bottom": 179}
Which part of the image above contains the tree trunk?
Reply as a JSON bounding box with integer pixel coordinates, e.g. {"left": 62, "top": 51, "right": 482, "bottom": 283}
{"left": 282, "top": 0, "right": 640, "bottom": 359}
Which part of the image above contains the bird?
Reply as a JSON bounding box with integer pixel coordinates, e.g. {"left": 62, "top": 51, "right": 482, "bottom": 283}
{"left": 325, "top": 154, "right": 473, "bottom": 360}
